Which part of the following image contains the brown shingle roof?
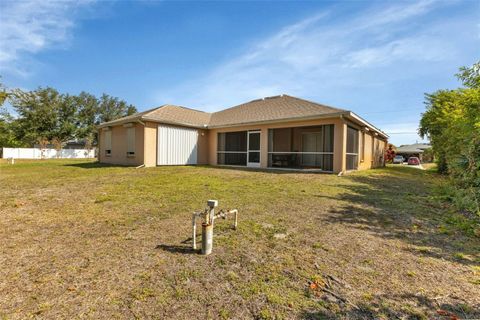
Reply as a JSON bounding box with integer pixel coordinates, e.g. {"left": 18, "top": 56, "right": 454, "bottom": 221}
{"left": 99, "top": 95, "right": 347, "bottom": 128}
{"left": 98, "top": 104, "right": 211, "bottom": 128}
{"left": 209, "top": 94, "right": 346, "bottom": 127}
{"left": 99, "top": 95, "right": 346, "bottom": 129}
{"left": 142, "top": 105, "right": 211, "bottom": 127}
{"left": 98, "top": 94, "right": 388, "bottom": 138}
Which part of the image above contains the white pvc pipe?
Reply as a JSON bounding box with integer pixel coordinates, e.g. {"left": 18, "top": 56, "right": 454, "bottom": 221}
{"left": 192, "top": 213, "right": 197, "bottom": 250}
{"left": 231, "top": 209, "right": 238, "bottom": 230}
{"left": 212, "top": 209, "right": 238, "bottom": 230}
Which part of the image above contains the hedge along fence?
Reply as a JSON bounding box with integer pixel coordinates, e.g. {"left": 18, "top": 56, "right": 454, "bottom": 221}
{"left": 1, "top": 148, "right": 95, "bottom": 159}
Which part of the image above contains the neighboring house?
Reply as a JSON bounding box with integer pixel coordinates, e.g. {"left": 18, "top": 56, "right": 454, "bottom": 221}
{"left": 63, "top": 139, "right": 96, "bottom": 150}
{"left": 33, "top": 139, "right": 96, "bottom": 150}
{"left": 97, "top": 94, "right": 388, "bottom": 173}
{"left": 395, "top": 143, "right": 432, "bottom": 162}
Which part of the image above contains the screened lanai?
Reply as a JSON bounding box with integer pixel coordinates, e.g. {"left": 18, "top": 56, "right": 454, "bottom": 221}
{"left": 267, "top": 124, "right": 334, "bottom": 171}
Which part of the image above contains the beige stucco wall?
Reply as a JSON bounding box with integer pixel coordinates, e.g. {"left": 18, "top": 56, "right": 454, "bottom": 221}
{"left": 358, "top": 131, "right": 373, "bottom": 171}
{"left": 197, "top": 129, "right": 209, "bottom": 165}
{"left": 144, "top": 122, "right": 157, "bottom": 167}
{"left": 360, "top": 133, "right": 387, "bottom": 170}
{"left": 98, "top": 122, "right": 209, "bottom": 167}
{"left": 98, "top": 117, "right": 386, "bottom": 172}
{"left": 372, "top": 136, "right": 386, "bottom": 168}
{"left": 336, "top": 121, "right": 348, "bottom": 173}
{"left": 98, "top": 123, "right": 144, "bottom": 166}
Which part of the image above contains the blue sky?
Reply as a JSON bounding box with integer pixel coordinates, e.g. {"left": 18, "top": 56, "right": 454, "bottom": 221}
{"left": 0, "top": 0, "right": 478, "bottom": 145}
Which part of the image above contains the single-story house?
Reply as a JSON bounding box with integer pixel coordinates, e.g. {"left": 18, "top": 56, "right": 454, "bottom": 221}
{"left": 395, "top": 143, "right": 432, "bottom": 162}
{"left": 97, "top": 94, "right": 388, "bottom": 173}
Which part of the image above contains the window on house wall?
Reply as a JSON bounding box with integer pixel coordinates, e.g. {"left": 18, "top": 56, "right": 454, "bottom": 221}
{"left": 105, "top": 130, "right": 112, "bottom": 156}
{"left": 127, "top": 127, "right": 135, "bottom": 157}
{"left": 346, "top": 126, "right": 359, "bottom": 170}
{"left": 217, "top": 131, "right": 247, "bottom": 165}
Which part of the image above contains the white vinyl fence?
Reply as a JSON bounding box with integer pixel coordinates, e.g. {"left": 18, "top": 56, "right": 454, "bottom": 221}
{"left": 1, "top": 148, "right": 95, "bottom": 159}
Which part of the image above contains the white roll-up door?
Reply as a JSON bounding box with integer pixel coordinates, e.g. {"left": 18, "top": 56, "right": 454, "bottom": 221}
{"left": 157, "top": 125, "right": 198, "bottom": 165}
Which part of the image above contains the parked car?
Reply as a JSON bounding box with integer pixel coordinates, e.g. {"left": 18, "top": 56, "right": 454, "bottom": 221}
{"left": 393, "top": 155, "right": 404, "bottom": 164}
{"left": 408, "top": 157, "right": 420, "bottom": 165}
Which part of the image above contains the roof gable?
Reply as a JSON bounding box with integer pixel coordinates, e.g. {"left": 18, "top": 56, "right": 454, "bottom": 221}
{"left": 98, "top": 104, "right": 211, "bottom": 128}
{"left": 142, "top": 105, "right": 211, "bottom": 127}
{"left": 209, "top": 95, "right": 346, "bottom": 127}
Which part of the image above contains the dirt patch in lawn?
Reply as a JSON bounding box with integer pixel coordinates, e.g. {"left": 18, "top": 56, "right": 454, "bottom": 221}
{"left": 0, "top": 160, "right": 478, "bottom": 319}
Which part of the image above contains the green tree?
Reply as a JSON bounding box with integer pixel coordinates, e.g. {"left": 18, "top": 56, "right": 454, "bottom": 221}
{"left": 422, "top": 147, "right": 434, "bottom": 163}
{"left": 419, "top": 62, "right": 480, "bottom": 214}
{"left": 9, "top": 87, "right": 64, "bottom": 145}
{"left": 0, "top": 105, "right": 23, "bottom": 147}
{"left": 0, "top": 79, "right": 8, "bottom": 106}
{"left": 456, "top": 61, "right": 480, "bottom": 89}
{"left": 9, "top": 88, "right": 82, "bottom": 145}
{"left": 3, "top": 85, "right": 137, "bottom": 147}
{"left": 419, "top": 90, "right": 459, "bottom": 173}
{"left": 54, "top": 94, "right": 77, "bottom": 143}
{"left": 0, "top": 80, "right": 21, "bottom": 147}
{"left": 98, "top": 94, "right": 137, "bottom": 123}
{"left": 76, "top": 91, "right": 99, "bottom": 140}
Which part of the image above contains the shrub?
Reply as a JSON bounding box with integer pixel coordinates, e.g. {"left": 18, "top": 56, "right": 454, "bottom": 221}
{"left": 420, "top": 62, "right": 480, "bottom": 216}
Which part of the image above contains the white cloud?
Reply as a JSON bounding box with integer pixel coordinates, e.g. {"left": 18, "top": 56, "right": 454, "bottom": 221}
{"left": 156, "top": 0, "right": 461, "bottom": 111}
{"left": 355, "top": 0, "right": 436, "bottom": 29}
{"left": 0, "top": 0, "right": 94, "bottom": 77}
{"left": 344, "top": 36, "right": 450, "bottom": 68}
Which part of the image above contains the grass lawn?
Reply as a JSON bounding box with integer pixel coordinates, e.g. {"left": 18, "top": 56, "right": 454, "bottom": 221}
{"left": 0, "top": 160, "right": 479, "bottom": 319}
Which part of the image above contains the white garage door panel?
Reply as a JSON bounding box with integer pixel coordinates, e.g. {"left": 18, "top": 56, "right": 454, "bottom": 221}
{"left": 157, "top": 125, "right": 198, "bottom": 165}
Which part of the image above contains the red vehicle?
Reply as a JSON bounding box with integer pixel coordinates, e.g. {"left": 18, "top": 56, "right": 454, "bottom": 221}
{"left": 408, "top": 157, "right": 420, "bottom": 165}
